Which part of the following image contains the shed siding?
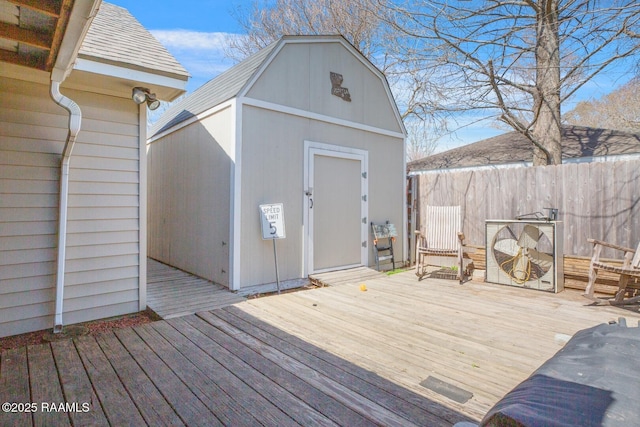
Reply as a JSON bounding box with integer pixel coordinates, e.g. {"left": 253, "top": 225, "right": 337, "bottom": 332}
{"left": 147, "top": 106, "right": 233, "bottom": 286}
{"left": 0, "top": 78, "right": 142, "bottom": 337}
{"left": 239, "top": 105, "right": 404, "bottom": 287}
{"left": 246, "top": 42, "right": 402, "bottom": 134}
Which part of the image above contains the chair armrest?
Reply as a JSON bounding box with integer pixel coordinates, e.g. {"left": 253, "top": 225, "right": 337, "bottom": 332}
{"left": 587, "top": 238, "right": 636, "bottom": 254}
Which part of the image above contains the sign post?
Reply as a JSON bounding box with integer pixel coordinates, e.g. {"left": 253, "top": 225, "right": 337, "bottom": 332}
{"left": 259, "top": 203, "right": 285, "bottom": 294}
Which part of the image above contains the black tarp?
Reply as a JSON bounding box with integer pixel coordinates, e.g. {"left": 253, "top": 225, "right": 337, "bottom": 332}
{"left": 481, "top": 318, "right": 640, "bottom": 427}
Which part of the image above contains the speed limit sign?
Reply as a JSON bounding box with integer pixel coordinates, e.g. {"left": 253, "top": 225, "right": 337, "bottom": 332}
{"left": 259, "top": 203, "right": 286, "bottom": 240}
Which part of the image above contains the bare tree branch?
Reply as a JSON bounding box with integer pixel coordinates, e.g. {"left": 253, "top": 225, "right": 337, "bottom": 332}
{"left": 385, "top": 0, "right": 640, "bottom": 165}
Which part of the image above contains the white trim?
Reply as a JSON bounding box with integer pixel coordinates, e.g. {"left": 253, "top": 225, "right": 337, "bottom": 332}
{"left": 408, "top": 153, "right": 640, "bottom": 175}
{"left": 73, "top": 58, "right": 188, "bottom": 92}
{"left": 241, "top": 97, "right": 406, "bottom": 139}
{"left": 148, "top": 100, "right": 234, "bottom": 143}
{"left": 564, "top": 153, "right": 640, "bottom": 163}
{"left": 138, "top": 104, "right": 148, "bottom": 310}
{"left": 409, "top": 162, "right": 530, "bottom": 175}
{"left": 237, "top": 36, "right": 406, "bottom": 136}
{"left": 230, "top": 99, "right": 242, "bottom": 291}
{"left": 402, "top": 136, "right": 408, "bottom": 267}
{"left": 303, "top": 141, "right": 368, "bottom": 276}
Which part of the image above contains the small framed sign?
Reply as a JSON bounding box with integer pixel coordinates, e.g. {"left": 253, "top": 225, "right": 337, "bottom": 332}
{"left": 259, "top": 203, "right": 286, "bottom": 240}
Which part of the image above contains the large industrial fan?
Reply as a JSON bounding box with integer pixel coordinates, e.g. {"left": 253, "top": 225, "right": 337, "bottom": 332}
{"left": 486, "top": 219, "right": 564, "bottom": 292}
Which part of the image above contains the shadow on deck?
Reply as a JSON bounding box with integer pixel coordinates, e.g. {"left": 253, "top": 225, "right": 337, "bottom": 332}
{"left": 0, "top": 306, "right": 473, "bottom": 426}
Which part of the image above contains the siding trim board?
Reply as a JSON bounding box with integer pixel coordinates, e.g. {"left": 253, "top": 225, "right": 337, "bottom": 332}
{"left": 138, "top": 103, "right": 147, "bottom": 310}
{"left": 241, "top": 98, "right": 405, "bottom": 139}
{"left": 231, "top": 99, "right": 242, "bottom": 291}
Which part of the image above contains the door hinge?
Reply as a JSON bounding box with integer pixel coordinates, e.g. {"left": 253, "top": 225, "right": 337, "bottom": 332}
{"left": 362, "top": 172, "right": 367, "bottom": 179}
{"left": 362, "top": 241, "right": 367, "bottom": 248}
{"left": 362, "top": 195, "right": 367, "bottom": 202}
{"left": 362, "top": 217, "right": 367, "bottom": 224}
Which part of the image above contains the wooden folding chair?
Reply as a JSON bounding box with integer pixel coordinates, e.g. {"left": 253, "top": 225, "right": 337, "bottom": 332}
{"left": 415, "top": 205, "right": 465, "bottom": 283}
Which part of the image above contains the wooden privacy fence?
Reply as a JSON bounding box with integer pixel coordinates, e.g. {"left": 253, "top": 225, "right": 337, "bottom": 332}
{"left": 411, "top": 159, "right": 640, "bottom": 260}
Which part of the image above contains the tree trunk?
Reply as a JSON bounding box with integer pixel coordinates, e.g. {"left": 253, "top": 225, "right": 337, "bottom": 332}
{"left": 532, "top": 0, "right": 562, "bottom": 166}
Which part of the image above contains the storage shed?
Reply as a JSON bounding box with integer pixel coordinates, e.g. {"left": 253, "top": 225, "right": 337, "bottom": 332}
{"left": 0, "top": 1, "right": 188, "bottom": 337}
{"left": 148, "top": 35, "right": 406, "bottom": 292}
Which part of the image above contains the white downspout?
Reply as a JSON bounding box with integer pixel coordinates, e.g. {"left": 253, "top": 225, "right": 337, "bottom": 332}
{"left": 51, "top": 79, "right": 82, "bottom": 333}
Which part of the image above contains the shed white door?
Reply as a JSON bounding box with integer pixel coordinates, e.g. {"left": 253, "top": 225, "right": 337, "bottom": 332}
{"left": 305, "top": 143, "right": 368, "bottom": 274}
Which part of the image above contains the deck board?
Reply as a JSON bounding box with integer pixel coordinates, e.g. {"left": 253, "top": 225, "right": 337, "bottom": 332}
{"left": 226, "top": 303, "right": 468, "bottom": 423}
{"left": 50, "top": 339, "right": 110, "bottom": 427}
{"left": 74, "top": 336, "right": 147, "bottom": 427}
{"left": 214, "top": 307, "right": 452, "bottom": 426}
{"left": 186, "top": 314, "right": 377, "bottom": 426}
{"left": 27, "top": 344, "right": 70, "bottom": 427}
{"left": 113, "top": 327, "right": 217, "bottom": 427}
{"left": 167, "top": 316, "right": 337, "bottom": 427}
{"left": 0, "top": 347, "right": 31, "bottom": 427}
{"left": 198, "top": 310, "right": 414, "bottom": 426}
{"left": 94, "top": 332, "right": 185, "bottom": 427}
{"left": 132, "top": 324, "right": 257, "bottom": 427}
{"left": 2, "top": 268, "right": 640, "bottom": 426}
{"left": 146, "top": 258, "right": 245, "bottom": 319}
{"left": 150, "top": 321, "right": 299, "bottom": 427}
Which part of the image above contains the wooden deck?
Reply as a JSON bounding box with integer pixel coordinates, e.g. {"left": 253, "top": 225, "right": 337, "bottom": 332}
{"left": 2, "top": 269, "right": 639, "bottom": 426}
{"left": 147, "top": 258, "right": 246, "bottom": 319}
{"left": 240, "top": 270, "right": 640, "bottom": 422}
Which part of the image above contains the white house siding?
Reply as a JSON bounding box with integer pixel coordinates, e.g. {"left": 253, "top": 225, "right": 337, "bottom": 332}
{"left": 147, "top": 105, "right": 233, "bottom": 286}
{"left": 239, "top": 105, "right": 405, "bottom": 287}
{"left": 0, "top": 77, "right": 142, "bottom": 337}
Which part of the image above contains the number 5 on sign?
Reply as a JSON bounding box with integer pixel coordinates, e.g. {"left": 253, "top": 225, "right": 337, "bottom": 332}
{"left": 259, "top": 203, "right": 286, "bottom": 240}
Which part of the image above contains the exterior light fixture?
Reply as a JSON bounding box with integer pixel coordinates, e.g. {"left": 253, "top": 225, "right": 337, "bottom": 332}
{"left": 131, "top": 87, "right": 160, "bottom": 110}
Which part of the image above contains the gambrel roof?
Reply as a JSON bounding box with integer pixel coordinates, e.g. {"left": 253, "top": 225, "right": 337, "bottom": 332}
{"left": 150, "top": 35, "right": 404, "bottom": 138}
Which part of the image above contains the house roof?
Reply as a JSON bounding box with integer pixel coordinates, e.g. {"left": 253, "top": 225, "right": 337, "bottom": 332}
{"left": 150, "top": 38, "right": 279, "bottom": 136}
{"left": 78, "top": 2, "right": 188, "bottom": 80}
{"left": 408, "top": 125, "right": 640, "bottom": 173}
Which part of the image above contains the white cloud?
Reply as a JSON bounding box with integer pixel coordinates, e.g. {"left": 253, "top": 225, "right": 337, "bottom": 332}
{"left": 150, "top": 30, "right": 235, "bottom": 52}
{"left": 150, "top": 30, "right": 245, "bottom": 91}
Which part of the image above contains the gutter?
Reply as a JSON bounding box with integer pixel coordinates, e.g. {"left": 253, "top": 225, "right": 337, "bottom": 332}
{"left": 51, "top": 80, "right": 82, "bottom": 333}
{"left": 48, "top": 0, "right": 102, "bottom": 333}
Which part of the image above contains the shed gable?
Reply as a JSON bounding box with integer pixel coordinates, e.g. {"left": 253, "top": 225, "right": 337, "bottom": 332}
{"left": 243, "top": 40, "right": 403, "bottom": 134}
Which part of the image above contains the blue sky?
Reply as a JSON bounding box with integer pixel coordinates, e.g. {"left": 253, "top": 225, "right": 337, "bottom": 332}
{"left": 108, "top": 1, "right": 635, "bottom": 152}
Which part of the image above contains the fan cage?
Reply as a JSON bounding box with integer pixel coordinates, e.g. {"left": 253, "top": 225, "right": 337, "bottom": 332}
{"left": 485, "top": 220, "right": 564, "bottom": 293}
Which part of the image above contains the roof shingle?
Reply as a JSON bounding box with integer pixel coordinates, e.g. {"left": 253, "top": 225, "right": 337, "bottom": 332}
{"left": 149, "top": 40, "right": 279, "bottom": 137}
{"left": 78, "top": 2, "right": 188, "bottom": 79}
{"left": 408, "top": 125, "right": 640, "bottom": 172}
